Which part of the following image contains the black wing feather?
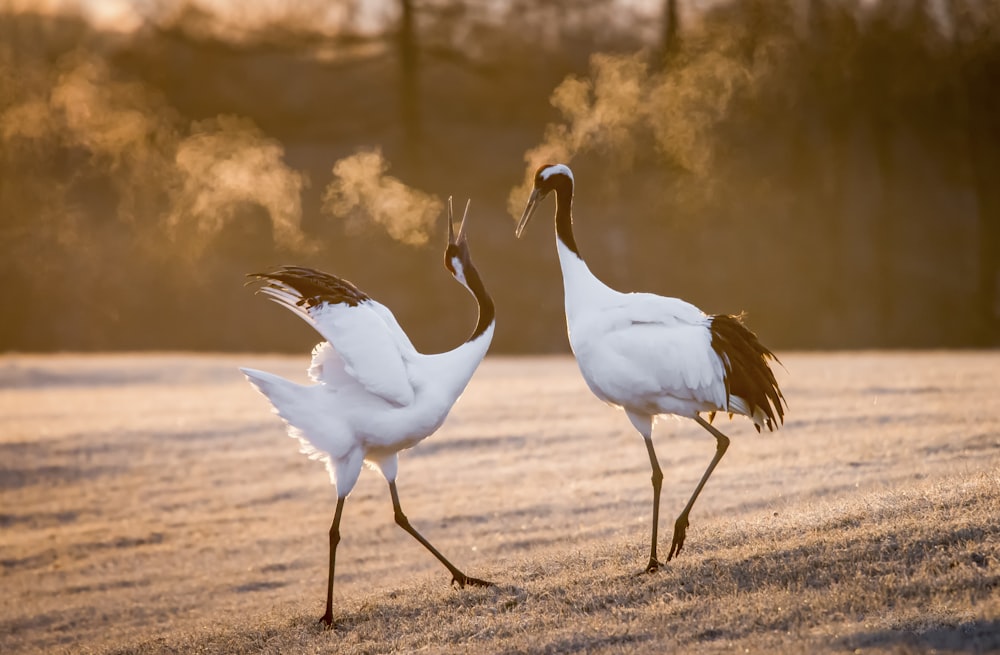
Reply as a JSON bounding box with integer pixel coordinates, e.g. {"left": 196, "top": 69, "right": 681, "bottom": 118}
{"left": 247, "top": 266, "right": 370, "bottom": 309}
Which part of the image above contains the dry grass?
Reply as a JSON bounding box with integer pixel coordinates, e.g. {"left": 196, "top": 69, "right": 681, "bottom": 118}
{"left": 1, "top": 352, "right": 998, "bottom": 654}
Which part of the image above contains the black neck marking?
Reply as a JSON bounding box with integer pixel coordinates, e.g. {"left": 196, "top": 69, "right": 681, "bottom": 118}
{"left": 461, "top": 261, "right": 495, "bottom": 341}
{"left": 551, "top": 174, "right": 580, "bottom": 258}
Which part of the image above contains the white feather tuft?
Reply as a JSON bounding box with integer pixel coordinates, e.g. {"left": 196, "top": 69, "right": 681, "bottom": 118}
{"left": 450, "top": 257, "right": 467, "bottom": 287}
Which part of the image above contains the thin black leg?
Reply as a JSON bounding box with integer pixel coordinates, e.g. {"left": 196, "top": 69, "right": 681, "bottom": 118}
{"left": 388, "top": 481, "right": 492, "bottom": 588}
{"left": 320, "top": 496, "right": 346, "bottom": 628}
{"left": 643, "top": 436, "right": 664, "bottom": 573}
{"left": 667, "top": 416, "right": 730, "bottom": 561}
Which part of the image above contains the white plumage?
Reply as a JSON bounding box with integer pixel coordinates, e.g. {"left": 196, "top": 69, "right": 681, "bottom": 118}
{"left": 516, "top": 163, "right": 785, "bottom": 571}
{"left": 241, "top": 199, "right": 494, "bottom": 626}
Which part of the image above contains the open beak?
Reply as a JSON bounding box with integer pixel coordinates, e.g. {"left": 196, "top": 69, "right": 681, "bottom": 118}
{"left": 447, "top": 196, "right": 471, "bottom": 250}
{"left": 515, "top": 188, "right": 542, "bottom": 239}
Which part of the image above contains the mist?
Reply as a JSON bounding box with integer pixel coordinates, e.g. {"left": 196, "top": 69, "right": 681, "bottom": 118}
{"left": 170, "top": 116, "right": 309, "bottom": 254}
{"left": 0, "top": 42, "right": 441, "bottom": 259}
{"left": 323, "top": 148, "right": 442, "bottom": 247}
{"left": 508, "top": 19, "right": 781, "bottom": 218}
{"left": 1, "top": 49, "right": 312, "bottom": 257}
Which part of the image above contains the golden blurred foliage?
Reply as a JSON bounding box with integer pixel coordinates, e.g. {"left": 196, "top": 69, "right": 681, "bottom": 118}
{"left": 1, "top": 0, "right": 998, "bottom": 352}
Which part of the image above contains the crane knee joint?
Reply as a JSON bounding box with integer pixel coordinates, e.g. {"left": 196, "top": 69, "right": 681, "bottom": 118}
{"left": 394, "top": 511, "right": 411, "bottom": 529}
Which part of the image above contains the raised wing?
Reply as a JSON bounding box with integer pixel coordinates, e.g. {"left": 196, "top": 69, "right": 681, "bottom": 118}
{"left": 571, "top": 293, "right": 727, "bottom": 409}
{"left": 249, "top": 266, "right": 415, "bottom": 406}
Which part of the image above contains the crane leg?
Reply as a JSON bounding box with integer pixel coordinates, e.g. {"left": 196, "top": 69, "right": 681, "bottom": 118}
{"left": 388, "top": 481, "right": 493, "bottom": 588}
{"left": 320, "top": 496, "right": 346, "bottom": 628}
{"left": 667, "top": 416, "right": 730, "bottom": 561}
{"left": 643, "top": 436, "right": 664, "bottom": 573}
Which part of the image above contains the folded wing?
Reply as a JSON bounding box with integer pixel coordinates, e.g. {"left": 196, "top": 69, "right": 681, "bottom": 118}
{"left": 572, "top": 293, "right": 727, "bottom": 409}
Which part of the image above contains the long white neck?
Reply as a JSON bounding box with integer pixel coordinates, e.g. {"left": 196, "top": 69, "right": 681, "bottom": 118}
{"left": 549, "top": 177, "right": 619, "bottom": 328}
{"left": 426, "top": 322, "right": 494, "bottom": 401}
{"left": 428, "top": 252, "right": 496, "bottom": 400}
{"left": 556, "top": 238, "right": 617, "bottom": 326}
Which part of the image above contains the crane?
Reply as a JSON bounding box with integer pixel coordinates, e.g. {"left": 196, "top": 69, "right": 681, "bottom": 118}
{"left": 241, "top": 198, "right": 495, "bottom": 626}
{"left": 515, "top": 164, "right": 785, "bottom": 572}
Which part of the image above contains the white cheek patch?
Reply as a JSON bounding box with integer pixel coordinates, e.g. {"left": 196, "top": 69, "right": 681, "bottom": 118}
{"left": 450, "top": 257, "right": 467, "bottom": 286}
{"left": 541, "top": 164, "right": 573, "bottom": 182}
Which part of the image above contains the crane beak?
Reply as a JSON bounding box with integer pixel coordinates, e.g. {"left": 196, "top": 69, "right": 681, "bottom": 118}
{"left": 447, "top": 196, "right": 471, "bottom": 250}
{"left": 457, "top": 198, "right": 470, "bottom": 247}
{"left": 515, "top": 188, "right": 542, "bottom": 239}
{"left": 447, "top": 196, "right": 456, "bottom": 244}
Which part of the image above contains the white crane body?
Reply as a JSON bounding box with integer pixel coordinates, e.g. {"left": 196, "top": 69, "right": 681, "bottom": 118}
{"left": 516, "top": 164, "right": 785, "bottom": 570}
{"left": 241, "top": 199, "right": 494, "bottom": 626}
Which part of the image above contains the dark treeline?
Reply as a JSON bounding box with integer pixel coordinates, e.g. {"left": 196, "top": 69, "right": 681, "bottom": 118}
{"left": 1, "top": 0, "right": 998, "bottom": 354}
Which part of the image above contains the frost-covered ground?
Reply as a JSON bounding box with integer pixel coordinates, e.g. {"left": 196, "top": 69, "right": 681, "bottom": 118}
{"left": 1, "top": 352, "right": 998, "bottom": 654}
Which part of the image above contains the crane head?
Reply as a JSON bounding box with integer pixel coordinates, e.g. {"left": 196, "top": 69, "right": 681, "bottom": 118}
{"left": 444, "top": 196, "right": 474, "bottom": 285}
{"left": 515, "top": 163, "right": 573, "bottom": 238}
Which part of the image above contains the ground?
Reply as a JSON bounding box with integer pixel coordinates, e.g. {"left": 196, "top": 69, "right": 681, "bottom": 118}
{"left": 1, "top": 352, "right": 998, "bottom": 654}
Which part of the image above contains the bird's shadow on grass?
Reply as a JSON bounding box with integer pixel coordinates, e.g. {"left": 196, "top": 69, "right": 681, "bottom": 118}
{"left": 312, "top": 582, "right": 527, "bottom": 632}
{"left": 839, "top": 620, "right": 1000, "bottom": 654}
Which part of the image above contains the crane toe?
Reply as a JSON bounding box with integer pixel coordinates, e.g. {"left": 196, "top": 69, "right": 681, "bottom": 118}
{"left": 452, "top": 573, "right": 493, "bottom": 588}
{"left": 667, "top": 515, "right": 689, "bottom": 561}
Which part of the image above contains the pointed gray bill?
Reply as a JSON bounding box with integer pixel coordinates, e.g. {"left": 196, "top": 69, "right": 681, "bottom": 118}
{"left": 447, "top": 196, "right": 456, "bottom": 245}
{"left": 515, "top": 188, "right": 542, "bottom": 239}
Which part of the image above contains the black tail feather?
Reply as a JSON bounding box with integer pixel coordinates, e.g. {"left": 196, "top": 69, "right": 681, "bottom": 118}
{"left": 709, "top": 313, "right": 785, "bottom": 431}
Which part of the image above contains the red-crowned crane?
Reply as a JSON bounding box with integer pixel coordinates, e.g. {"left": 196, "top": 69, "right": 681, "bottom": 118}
{"left": 515, "top": 164, "right": 785, "bottom": 572}
{"left": 241, "top": 199, "right": 494, "bottom": 626}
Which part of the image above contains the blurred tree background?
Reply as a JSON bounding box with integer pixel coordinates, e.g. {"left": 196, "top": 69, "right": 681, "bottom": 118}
{"left": 1, "top": 0, "right": 997, "bottom": 354}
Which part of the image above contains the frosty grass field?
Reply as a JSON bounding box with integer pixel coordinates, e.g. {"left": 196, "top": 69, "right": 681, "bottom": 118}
{"left": 1, "top": 352, "right": 998, "bottom": 654}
